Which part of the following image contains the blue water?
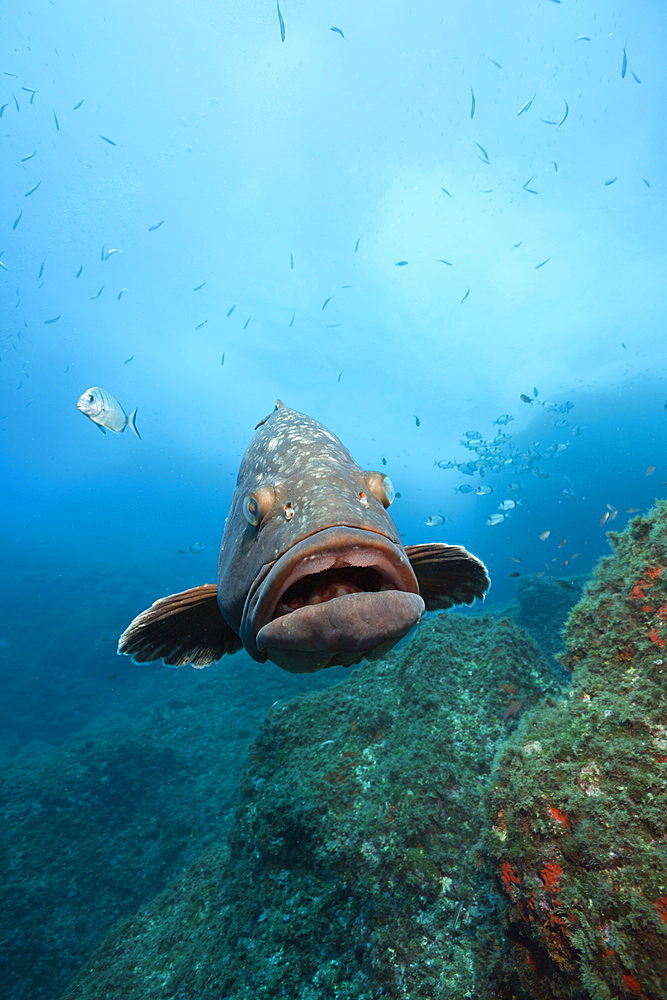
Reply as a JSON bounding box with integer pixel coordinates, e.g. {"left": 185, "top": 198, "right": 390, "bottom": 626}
{"left": 2, "top": 0, "right": 666, "bottom": 996}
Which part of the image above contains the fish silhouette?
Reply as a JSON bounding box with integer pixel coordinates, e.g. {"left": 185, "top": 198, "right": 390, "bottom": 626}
{"left": 118, "top": 402, "right": 489, "bottom": 672}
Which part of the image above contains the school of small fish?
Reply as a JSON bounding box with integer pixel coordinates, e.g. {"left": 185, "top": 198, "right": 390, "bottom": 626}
{"left": 424, "top": 383, "right": 658, "bottom": 580}
{"left": 1, "top": 7, "right": 659, "bottom": 590}
{"left": 0, "top": 5, "right": 651, "bottom": 387}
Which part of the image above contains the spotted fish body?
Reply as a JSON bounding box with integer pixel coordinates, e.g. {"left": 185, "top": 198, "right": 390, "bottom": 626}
{"left": 118, "top": 402, "right": 490, "bottom": 673}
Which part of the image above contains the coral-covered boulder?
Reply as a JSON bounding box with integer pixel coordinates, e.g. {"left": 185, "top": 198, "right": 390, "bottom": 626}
{"left": 58, "top": 614, "right": 558, "bottom": 1000}
{"left": 486, "top": 502, "right": 667, "bottom": 999}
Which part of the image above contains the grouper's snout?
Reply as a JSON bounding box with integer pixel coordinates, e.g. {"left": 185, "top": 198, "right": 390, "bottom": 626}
{"left": 243, "top": 526, "right": 424, "bottom": 673}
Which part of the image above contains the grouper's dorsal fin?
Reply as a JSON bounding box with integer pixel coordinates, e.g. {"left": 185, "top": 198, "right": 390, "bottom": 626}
{"left": 404, "top": 543, "right": 490, "bottom": 611}
{"left": 254, "top": 400, "right": 286, "bottom": 430}
{"left": 118, "top": 584, "right": 242, "bottom": 667}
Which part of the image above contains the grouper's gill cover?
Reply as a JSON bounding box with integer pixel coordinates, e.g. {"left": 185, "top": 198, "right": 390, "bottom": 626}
{"left": 118, "top": 402, "right": 490, "bottom": 673}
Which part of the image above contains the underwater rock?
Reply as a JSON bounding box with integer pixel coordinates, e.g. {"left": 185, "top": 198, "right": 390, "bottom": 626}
{"left": 58, "top": 614, "right": 559, "bottom": 1000}
{"left": 514, "top": 573, "right": 587, "bottom": 665}
{"left": 486, "top": 501, "right": 667, "bottom": 999}
{"left": 1, "top": 729, "right": 225, "bottom": 1000}
{"left": 2, "top": 656, "right": 316, "bottom": 1000}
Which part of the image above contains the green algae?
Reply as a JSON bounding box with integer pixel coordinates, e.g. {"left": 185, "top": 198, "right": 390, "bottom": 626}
{"left": 56, "top": 530, "right": 658, "bottom": 1000}
{"left": 514, "top": 574, "right": 588, "bottom": 669}
{"left": 486, "top": 501, "right": 667, "bottom": 1000}
{"left": 1, "top": 648, "right": 339, "bottom": 1000}
{"left": 59, "top": 613, "right": 560, "bottom": 1000}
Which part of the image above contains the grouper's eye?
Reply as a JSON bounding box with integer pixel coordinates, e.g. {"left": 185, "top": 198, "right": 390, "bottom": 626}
{"left": 364, "top": 472, "right": 395, "bottom": 508}
{"left": 243, "top": 496, "right": 261, "bottom": 525}
{"left": 242, "top": 485, "right": 275, "bottom": 527}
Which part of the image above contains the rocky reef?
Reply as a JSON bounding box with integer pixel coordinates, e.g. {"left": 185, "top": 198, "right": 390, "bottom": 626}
{"left": 59, "top": 613, "right": 559, "bottom": 1000}
{"left": 486, "top": 501, "right": 667, "bottom": 998}
{"left": 513, "top": 573, "right": 588, "bottom": 670}
{"left": 1, "top": 653, "right": 338, "bottom": 1000}
{"left": 17, "top": 504, "right": 664, "bottom": 1000}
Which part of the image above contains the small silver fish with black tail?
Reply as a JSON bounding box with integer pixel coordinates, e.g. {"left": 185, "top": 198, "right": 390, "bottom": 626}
{"left": 76, "top": 386, "right": 140, "bottom": 438}
{"left": 118, "top": 402, "right": 489, "bottom": 673}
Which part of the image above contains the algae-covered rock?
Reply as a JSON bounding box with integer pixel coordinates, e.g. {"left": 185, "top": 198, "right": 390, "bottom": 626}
{"left": 59, "top": 614, "right": 559, "bottom": 1000}
{"left": 2, "top": 720, "right": 237, "bottom": 1000}
{"left": 514, "top": 574, "right": 588, "bottom": 666}
{"left": 486, "top": 501, "right": 667, "bottom": 999}
{"left": 2, "top": 654, "right": 334, "bottom": 1000}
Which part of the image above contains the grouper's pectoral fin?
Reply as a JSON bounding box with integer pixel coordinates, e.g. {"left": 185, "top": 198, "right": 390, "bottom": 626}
{"left": 404, "top": 543, "right": 490, "bottom": 611}
{"left": 118, "top": 584, "right": 242, "bottom": 667}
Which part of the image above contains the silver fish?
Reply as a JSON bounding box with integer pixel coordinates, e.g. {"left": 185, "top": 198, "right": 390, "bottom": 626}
{"left": 118, "top": 402, "right": 489, "bottom": 673}
{"left": 517, "top": 94, "right": 536, "bottom": 116}
{"left": 76, "top": 386, "right": 140, "bottom": 438}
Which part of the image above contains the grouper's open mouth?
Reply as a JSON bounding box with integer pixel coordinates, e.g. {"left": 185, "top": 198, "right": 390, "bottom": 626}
{"left": 241, "top": 526, "right": 425, "bottom": 673}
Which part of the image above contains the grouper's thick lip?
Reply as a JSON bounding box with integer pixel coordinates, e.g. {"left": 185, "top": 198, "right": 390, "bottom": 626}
{"left": 241, "top": 526, "right": 419, "bottom": 661}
